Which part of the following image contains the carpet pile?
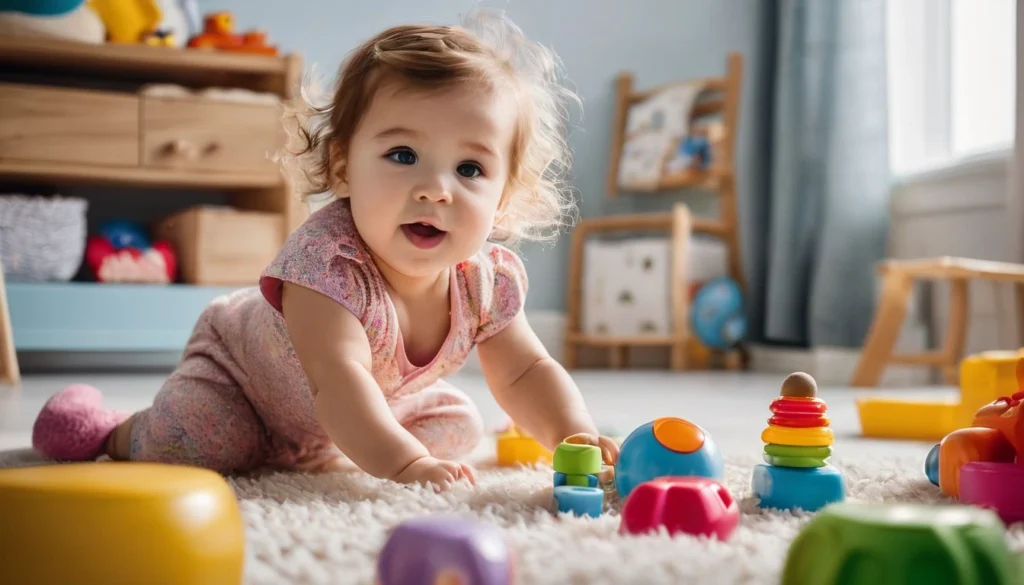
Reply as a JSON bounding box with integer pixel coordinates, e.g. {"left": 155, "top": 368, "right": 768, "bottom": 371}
{"left": 2, "top": 449, "right": 1021, "bottom": 584}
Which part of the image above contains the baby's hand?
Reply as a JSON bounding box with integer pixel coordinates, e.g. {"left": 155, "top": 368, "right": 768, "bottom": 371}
{"left": 392, "top": 456, "right": 477, "bottom": 490}
{"left": 564, "top": 432, "right": 620, "bottom": 465}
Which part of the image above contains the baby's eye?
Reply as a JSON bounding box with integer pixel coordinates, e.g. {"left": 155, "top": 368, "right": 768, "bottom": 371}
{"left": 457, "top": 162, "right": 483, "bottom": 178}
{"left": 386, "top": 148, "right": 417, "bottom": 165}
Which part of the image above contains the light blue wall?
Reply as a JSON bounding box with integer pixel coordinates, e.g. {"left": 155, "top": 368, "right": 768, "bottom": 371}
{"left": 200, "top": 0, "right": 774, "bottom": 311}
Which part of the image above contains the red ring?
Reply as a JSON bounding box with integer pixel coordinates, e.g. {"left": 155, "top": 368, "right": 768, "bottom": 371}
{"left": 768, "top": 414, "right": 830, "bottom": 428}
{"left": 770, "top": 397, "right": 827, "bottom": 415}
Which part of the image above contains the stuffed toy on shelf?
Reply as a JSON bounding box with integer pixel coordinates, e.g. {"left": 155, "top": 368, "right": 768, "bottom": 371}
{"left": 84, "top": 220, "right": 177, "bottom": 284}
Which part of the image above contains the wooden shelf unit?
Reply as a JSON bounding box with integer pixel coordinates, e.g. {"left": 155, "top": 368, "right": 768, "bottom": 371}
{"left": 565, "top": 53, "right": 745, "bottom": 370}
{"left": 0, "top": 36, "right": 297, "bottom": 93}
{"left": 564, "top": 204, "right": 693, "bottom": 370}
{"left": 0, "top": 38, "right": 308, "bottom": 375}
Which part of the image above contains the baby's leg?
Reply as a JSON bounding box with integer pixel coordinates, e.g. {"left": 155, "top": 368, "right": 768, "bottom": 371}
{"left": 115, "top": 355, "right": 267, "bottom": 472}
{"left": 389, "top": 380, "right": 484, "bottom": 460}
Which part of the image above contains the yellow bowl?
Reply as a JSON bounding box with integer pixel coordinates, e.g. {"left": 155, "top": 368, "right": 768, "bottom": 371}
{"left": 0, "top": 462, "right": 245, "bottom": 585}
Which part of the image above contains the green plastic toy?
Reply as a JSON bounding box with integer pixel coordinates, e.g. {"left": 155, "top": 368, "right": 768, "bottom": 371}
{"left": 552, "top": 442, "right": 602, "bottom": 475}
{"left": 782, "top": 502, "right": 1018, "bottom": 585}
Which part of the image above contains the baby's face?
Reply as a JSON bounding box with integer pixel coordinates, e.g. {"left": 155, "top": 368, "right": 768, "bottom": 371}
{"left": 340, "top": 77, "right": 517, "bottom": 283}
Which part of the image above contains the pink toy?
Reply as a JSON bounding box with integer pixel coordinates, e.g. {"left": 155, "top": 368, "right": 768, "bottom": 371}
{"left": 959, "top": 462, "right": 1024, "bottom": 525}
{"left": 619, "top": 476, "right": 739, "bottom": 540}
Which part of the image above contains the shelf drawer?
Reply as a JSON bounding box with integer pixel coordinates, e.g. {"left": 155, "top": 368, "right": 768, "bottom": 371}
{"left": 0, "top": 83, "right": 140, "bottom": 167}
{"left": 140, "top": 95, "right": 283, "bottom": 174}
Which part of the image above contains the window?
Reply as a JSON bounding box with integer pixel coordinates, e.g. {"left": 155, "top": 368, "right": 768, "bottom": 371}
{"left": 886, "top": 0, "right": 1016, "bottom": 177}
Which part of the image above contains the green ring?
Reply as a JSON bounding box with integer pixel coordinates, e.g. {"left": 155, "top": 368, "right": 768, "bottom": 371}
{"left": 553, "top": 442, "right": 602, "bottom": 475}
{"left": 763, "top": 453, "right": 827, "bottom": 468}
{"left": 765, "top": 444, "right": 832, "bottom": 459}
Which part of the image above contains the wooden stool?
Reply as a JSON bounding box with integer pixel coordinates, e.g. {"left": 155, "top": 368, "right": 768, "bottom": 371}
{"left": 850, "top": 256, "right": 1024, "bottom": 387}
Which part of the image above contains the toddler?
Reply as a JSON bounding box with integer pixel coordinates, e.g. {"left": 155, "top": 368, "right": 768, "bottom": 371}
{"left": 31, "top": 10, "right": 619, "bottom": 489}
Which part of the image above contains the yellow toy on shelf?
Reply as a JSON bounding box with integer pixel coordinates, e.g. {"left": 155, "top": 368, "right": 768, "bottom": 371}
{"left": 0, "top": 462, "right": 245, "bottom": 585}
{"left": 856, "top": 349, "right": 1024, "bottom": 441}
{"left": 88, "top": 0, "right": 162, "bottom": 44}
{"left": 495, "top": 423, "right": 552, "bottom": 467}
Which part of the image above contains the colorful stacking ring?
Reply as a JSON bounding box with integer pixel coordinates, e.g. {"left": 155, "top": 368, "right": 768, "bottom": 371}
{"left": 768, "top": 414, "right": 830, "bottom": 428}
{"left": 763, "top": 453, "right": 827, "bottom": 468}
{"left": 764, "top": 444, "right": 832, "bottom": 459}
{"left": 761, "top": 425, "right": 834, "bottom": 447}
{"left": 770, "top": 397, "right": 828, "bottom": 415}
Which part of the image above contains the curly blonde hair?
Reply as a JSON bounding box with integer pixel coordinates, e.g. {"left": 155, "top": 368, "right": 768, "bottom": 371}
{"left": 278, "top": 9, "right": 580, "bottom": 245}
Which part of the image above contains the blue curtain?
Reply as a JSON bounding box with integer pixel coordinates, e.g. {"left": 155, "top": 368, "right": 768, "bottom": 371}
{"left": 751, "top": 0, "right": 891, "bottom": 348}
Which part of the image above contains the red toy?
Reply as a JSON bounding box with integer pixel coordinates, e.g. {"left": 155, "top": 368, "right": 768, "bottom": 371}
{"left": 85, "top": 237, "right": 177, "bottom": 284}
{"left": 938, "top": 358, "right": 1024, "bottom": 499}
{"left": 187, "top": 12, "right": 278, "bottom": 56}
{"left": 619, "top": 476, "right": 739, "bottom": 540}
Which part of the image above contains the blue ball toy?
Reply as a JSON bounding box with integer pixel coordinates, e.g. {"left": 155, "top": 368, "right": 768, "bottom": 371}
{"left": 614, "top": 417, "right": 724, "bottom": 499}
{"left": 751, "top": 464, "right": 845, "bottom": 512}
{"left": 691, "top": 277, "right": 747, "bottom": 350}
{"left": 99, "top": 220, "right": 151, "bottom": 251}
{"left": 925, "top": 443, "right": 940, "bottom": 487}
{"left": 0, "top": 0, "right": 83, "bottom": 15}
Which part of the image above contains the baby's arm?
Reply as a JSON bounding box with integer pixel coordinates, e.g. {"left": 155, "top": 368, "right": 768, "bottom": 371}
{"left": 281, "top": 282, "right": 472, "bottom": 485}
{"left": 477, "top": 311, "right": 604, "bottom": 454}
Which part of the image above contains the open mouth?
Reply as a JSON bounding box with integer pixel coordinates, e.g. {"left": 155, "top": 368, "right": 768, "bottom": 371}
{"left": 401, "top": 222, "right": 447, "bottom": 249}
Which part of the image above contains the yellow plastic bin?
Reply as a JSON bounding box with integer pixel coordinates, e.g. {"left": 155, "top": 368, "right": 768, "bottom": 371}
{"left": 856, "top": 398, "right": 959, "bottom": 442}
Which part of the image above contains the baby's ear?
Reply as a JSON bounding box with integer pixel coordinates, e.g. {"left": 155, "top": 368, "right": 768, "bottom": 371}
{"left": 328, "top": 141, "right": 350, "bottom": 198}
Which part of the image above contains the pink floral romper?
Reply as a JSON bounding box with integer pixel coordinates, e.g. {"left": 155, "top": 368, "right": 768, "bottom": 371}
{"left": 127, "top": 198, "right": 528, "bottom": 472}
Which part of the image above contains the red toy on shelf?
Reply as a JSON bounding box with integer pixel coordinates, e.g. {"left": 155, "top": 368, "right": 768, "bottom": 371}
{"left": 186, "top": 12, "right": 278, "bottom": 56}
{"left": 84, "top": 220, "right": 177, "bottom": 284}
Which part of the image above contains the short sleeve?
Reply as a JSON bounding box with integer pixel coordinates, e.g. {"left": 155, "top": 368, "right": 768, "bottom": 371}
{"left": 473, "top": 244, "right": 529, "bottom": 344}
{"left": 258, "top": 199, "right": 380, "bottom": 322}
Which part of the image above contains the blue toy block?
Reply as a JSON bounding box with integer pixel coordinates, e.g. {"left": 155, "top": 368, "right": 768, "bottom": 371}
{"left": 924, "top": 443, "right": 940, "bottom": 487}
{"left": 553, "top": 472, "right": 598, "bottom": 488}
{"left": 553, "top": 486, "right": 603, "bottom": 518}
{"left": 751, "top": 464, "right": 845, "bottom": 513}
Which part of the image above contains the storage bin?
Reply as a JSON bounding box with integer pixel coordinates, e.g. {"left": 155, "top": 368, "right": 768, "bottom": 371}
{"left": 152, "top": 206, "right": 281, "bottom": 286}
{"left": 0, "top": 195, "right": 87, "bottom": 282}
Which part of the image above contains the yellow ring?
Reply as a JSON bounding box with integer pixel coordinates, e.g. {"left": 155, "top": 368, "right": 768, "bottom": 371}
{"left": 761, "top": 424, "right": 833, "bottom": 447}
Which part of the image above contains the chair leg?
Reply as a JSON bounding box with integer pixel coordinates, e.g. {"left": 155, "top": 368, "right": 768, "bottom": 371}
{"left": 851, "top": 270, "right": 915, "bottom": 387}
{"left": 0, "top": 264, "right": 18, "bottom": 388}
{"left": 940, "top": 278, "right": 969, "bottom": 385}
{"left": 1015, "top": 282, "right": 1024, "bottom": 348}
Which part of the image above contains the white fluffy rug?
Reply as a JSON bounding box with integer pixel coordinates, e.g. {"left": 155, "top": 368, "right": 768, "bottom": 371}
{"left": 2, "top": 448, "right": 1022, "bottom": 585}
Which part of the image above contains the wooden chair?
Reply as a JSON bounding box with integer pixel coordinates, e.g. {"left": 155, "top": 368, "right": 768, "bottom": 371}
{"left": 850, "top": 256, "right": 1024, "bottom": 387}
{"left": 0, "top": 260, "right": 20, "bottom": 388}
{"left": 563, "top": 52, "right": 745, "bottom": 370}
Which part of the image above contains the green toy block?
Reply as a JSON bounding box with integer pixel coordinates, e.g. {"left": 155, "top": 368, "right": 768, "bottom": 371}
{"left": 552, "top": 442, "right": 602, "bottom": 475}
{"left": 782, "top": 502, "right": 1017, "bottom": 585}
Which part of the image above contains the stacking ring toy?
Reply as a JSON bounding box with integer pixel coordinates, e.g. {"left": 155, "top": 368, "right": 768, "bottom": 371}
{"left": 761, "top": 425, "right": 834, "bottom": 447}
{"left": 770, "top": 397, "right": 828, "bottom": 414}
{"left": 768, "top": 414, "right": 830, "bottom": 428}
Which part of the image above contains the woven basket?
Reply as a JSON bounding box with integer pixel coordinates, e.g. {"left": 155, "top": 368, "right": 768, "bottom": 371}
{"left": 0, "top": 195, "right": 88, "bottom": 282}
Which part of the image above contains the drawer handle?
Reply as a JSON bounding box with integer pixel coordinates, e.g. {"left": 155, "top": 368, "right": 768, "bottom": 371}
{"left": 165, "top": 139, "right": 199, "bottom": 160}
